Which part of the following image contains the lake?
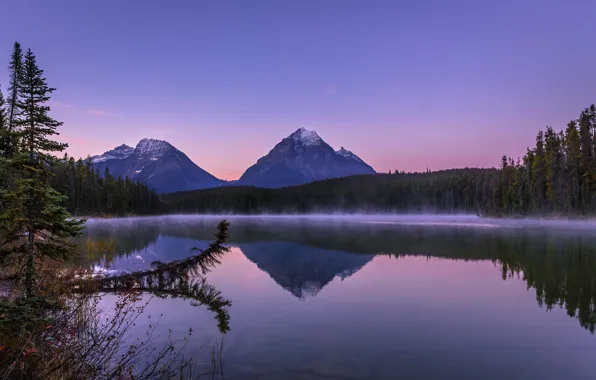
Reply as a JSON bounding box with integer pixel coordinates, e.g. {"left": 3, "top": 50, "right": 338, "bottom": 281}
{"left": 79, "top": 215, "right": 596, "bottom": 380}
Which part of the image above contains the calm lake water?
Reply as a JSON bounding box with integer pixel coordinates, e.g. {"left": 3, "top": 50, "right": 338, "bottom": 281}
{"left": 79, "top": 215, "right": 596, "bottom": 380}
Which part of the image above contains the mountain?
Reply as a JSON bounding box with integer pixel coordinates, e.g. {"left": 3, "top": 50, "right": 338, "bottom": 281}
{"left": 237, "top": 128, "right": 375, "bottom": 188}
{"left": 240, "top": 241, "right": 374, "bottom": 299}
{"left": 91, "top": 138, "right": 224, "bottom": 193}
{"left": 91, "top": 144, "right": 134, "bottom": 162}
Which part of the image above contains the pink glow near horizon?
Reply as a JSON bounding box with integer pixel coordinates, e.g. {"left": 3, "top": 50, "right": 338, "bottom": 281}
{"left": 4, "top": 1, "right": 589, "bottom": 181}
{"left": 56, "top": 114, "right": 545, "bottom": 180}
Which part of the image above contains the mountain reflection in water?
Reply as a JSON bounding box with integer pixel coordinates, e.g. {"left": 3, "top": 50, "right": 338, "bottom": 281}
{"left": 77, "top": 216, "right": 596, "bottom": 379}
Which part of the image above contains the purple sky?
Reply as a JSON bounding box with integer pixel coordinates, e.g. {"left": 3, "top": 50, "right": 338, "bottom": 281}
{"left": 2, "top": 0, "right": 595, "bottom": 179}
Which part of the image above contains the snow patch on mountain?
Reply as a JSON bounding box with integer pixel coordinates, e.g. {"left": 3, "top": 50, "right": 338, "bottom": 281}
{"left": 91, "top": 144, "right": 134, "bottom": 163}
{"left": 238, "top": 127, "right": 376, "bottom": 187}
{"left": 336, "top": 147, "right": 364, "bottom": 163}
{"left": 91, "top": 138, "right": 225, "bottom": 193}
{"left": 292, "top": 127, "right": 321, "bottom": 146}
{"left": 134, "top": 138, "right": 172, "bottom": 157}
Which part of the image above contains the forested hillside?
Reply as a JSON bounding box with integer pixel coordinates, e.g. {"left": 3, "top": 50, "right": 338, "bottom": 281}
{"left": 0, "top": 41, "right": 215, "bottom": 378}
{"left": 498, "top": 104, "right": 596, "bottom": 215}
{"left": 163, "top": 168, "right": 499, "bottom": 214}
{"left": 50, "top": 157, "right": 162, "bottom": 216}
{"left": 164, "top": 104, "right": 596, "bottom": 217}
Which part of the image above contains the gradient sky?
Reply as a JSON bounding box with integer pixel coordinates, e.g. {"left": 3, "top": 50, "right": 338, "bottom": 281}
{"left": 2, "top": 0, "right": 595, "bottom": 180}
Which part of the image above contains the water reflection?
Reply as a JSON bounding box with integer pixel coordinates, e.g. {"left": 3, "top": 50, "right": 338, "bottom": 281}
{"left": 241, "top": 242, "right": 373, "bottom": 299}
{"left": 83, "top": 220, "right": 232, "bottom": 334}
{"left": 79, "top": 217, "right": 596, "bottom": 333}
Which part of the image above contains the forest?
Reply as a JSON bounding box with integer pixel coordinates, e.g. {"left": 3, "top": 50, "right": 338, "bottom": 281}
{"left": 0, "top": 37, "right": 588, "bottom": 219}
{"left": 163, "top": 169, "right": 498, "bottom": 214}
{"left": 49, "top": 157, "right": 162, "bottom": 216}
{"left": 163, "top": 105, "right": 596, "bottom": 217}
{"left": 0, "top": 33, "right": 593, "bottom": 378}
{"left": 0, "top": 41, "right": 232, "bottom": 379}
{"left": 0, "top": 65, "right": 160, "bottom": 218}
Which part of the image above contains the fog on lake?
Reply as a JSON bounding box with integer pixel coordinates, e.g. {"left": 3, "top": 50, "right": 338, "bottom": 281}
{"left": 78, "top": 215, "right": 596, "bottom": 380}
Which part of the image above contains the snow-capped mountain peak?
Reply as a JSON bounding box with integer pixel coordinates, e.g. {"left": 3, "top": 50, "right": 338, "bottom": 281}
{"left": 291, "top": 127, "right": 322, "bottom": 146}
{"left": 336, "top": 146, "right": 364, "bottom": 163}
{"left": 238, "top": 128, "right": 376, "bottom": 187}
{"left": 134, "top": 138, "right": 172, "bottom": 157}
{"left": 90, "top": 138, "right": 224, "bottom": 193}
{"left": 90, "top": 144, "right": 134, "bottom": 163}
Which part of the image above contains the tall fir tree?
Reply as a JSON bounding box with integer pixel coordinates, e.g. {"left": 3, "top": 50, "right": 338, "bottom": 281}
{"left": 587, "top": 105, "right": 596, "bottom": 207}
{"left": 544, "top": 126, "right": 563, "bottom": 210}
{"left": 0, "top": 86, "right": 8, "bottom": 214}
{"left": 0, "top": 86, "right": 7, "bottom": 147}
{"left": 5, "top": 42, "right": 23, "bottom": 158}
{"left": 564, "top": 121, "right": 581, "bottom": 211}
{"left": 0, "top": 49, "right": 84, "bottom": 297}
{"left": 531, "top": 131, "right": 546, "bottom": 212}
{"left": 578, "top": 108, "right": 593, "bottom": 211}
{"left": 0, "top": 86, "right": 7, "bottom": 157}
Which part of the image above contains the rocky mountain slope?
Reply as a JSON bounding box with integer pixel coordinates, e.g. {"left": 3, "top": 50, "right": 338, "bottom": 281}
{"left": 91, "top": 128, "right": 375, "bottom": 192}
{"left": 91, "top": 138, "right": 224, "bottom": 193}
{"left": 237, "top": 128, "right": 375, "bottom": 188}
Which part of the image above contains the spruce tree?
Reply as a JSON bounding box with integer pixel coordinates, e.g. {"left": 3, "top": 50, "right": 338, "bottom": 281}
{"left": 564, "top": 121, "right": 581, "bottom": 211}
{"left": 0, "top": 86, "right": 7, "bottom": 145}
{"left": 0, "top": 86, "right": 8, "bottom": 214}
{"left": 0, "top": 49, "right": 84, "bottom": 298}
{"left": 578, "top": 110, "right": 592, "bottom": 211}
{"left": 5, "top": 42, "right": 23, "bottom": 158}
{"left": 544, "top": 127, "right": 562, "bottom": 210}
{"left": 531, "top": 131, "right": 546, "bottom": 212}
{"left": 0, "top": 86, "right": 8, "bottom": 158}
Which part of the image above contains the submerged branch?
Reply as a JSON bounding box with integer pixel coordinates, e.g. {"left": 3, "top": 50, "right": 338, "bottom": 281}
{"left": 73, "top": 220, "right": 232, "bottom": 333}
{"left": 97, "top": 219, "right": 230, "bottom": 285}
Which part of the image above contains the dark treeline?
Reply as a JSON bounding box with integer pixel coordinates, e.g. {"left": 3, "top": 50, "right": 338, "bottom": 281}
{"left": 164, "top": 105, "right": 596, "bottom": 217}
{"left": 498, "top": 105, "right": 596, "bottom": 215}
{"left": 0, "top": 43, "right": 161, "bottom": 217}
{"left": 50, "top": 156, "right": 162, "bottom": 216}
{"left": 163, "top": 168, "right": 499, "bottom": 214}
{"left": 0, "top": 41, "right": 228, "bottom": 379}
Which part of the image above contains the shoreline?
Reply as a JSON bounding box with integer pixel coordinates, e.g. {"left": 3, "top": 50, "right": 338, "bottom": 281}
{"left": 80, "top": 212, "right": 596, "bottom": 220}
{"left": 80, "top": 213, "right": 596, "bottom": 229}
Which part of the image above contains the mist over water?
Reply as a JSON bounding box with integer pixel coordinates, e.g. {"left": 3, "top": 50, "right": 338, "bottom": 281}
{"left": 85, "top": 213, "right": 596, "bottom": 233}
{"left": 80, "top": 214, "right": 596, "bottom": 379}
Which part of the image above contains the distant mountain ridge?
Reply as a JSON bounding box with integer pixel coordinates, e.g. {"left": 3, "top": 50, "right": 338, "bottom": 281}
{"left": 91, "top": 144, "right": 134, "bottom": 162}
{"left": 237, "top": 128, "right": 376, "bottom": 188}
{"left": 91, "top": 138, "right": 224, "bottom": 193}
{"left": 90, "top": 128, "right": 375, "bottom": 193}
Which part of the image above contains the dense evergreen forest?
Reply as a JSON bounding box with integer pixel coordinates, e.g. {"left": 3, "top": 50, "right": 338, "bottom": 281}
{"left": 163, "top": 104, "right": 596, "bottom": 217}
{"left": 0, "top": 41, "right": 229, "bottom": 379}
{"left": 0, "top": 57, "right": 161, "bottom": 218}
{"left": 498, "top": 105, "right": 596, "bottom": 215}
{"left": 0, "top": 36, "right": 593, "bottom": 218}
{"left": 163, "top": 169, "right": 498, "bottom": 214}
{"left": 49, "top": 157, "right": 162, "bottom": 216}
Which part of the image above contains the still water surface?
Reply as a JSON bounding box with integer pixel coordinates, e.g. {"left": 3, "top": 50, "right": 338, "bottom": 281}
{"left": 79, "top": 215, "right": 596, "bottom": 379}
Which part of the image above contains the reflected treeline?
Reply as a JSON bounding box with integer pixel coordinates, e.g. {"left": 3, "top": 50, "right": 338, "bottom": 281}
{"left": 75, "top": 221, "right": 161, "bottom": 266}
{"left": 78, "top": 220, "right": 232, "bottom": 334}
{"left": 493, "top": 234, "right": 596, "bottom": 333}
{"left": 80, "top": 218, "right": 596, "bottom": 332}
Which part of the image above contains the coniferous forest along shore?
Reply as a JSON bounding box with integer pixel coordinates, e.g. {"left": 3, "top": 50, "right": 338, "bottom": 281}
{"left": 0, "top": 45, "right": 595, "bottom": 220}
{"left": 0, "top": 34, "right": 595, "bottom": 379}
{"left": 162, "top": 104, "right": 596, "bottom": 219}
{"left": 0, "top": 41, "right": 231, "bottom": 379}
